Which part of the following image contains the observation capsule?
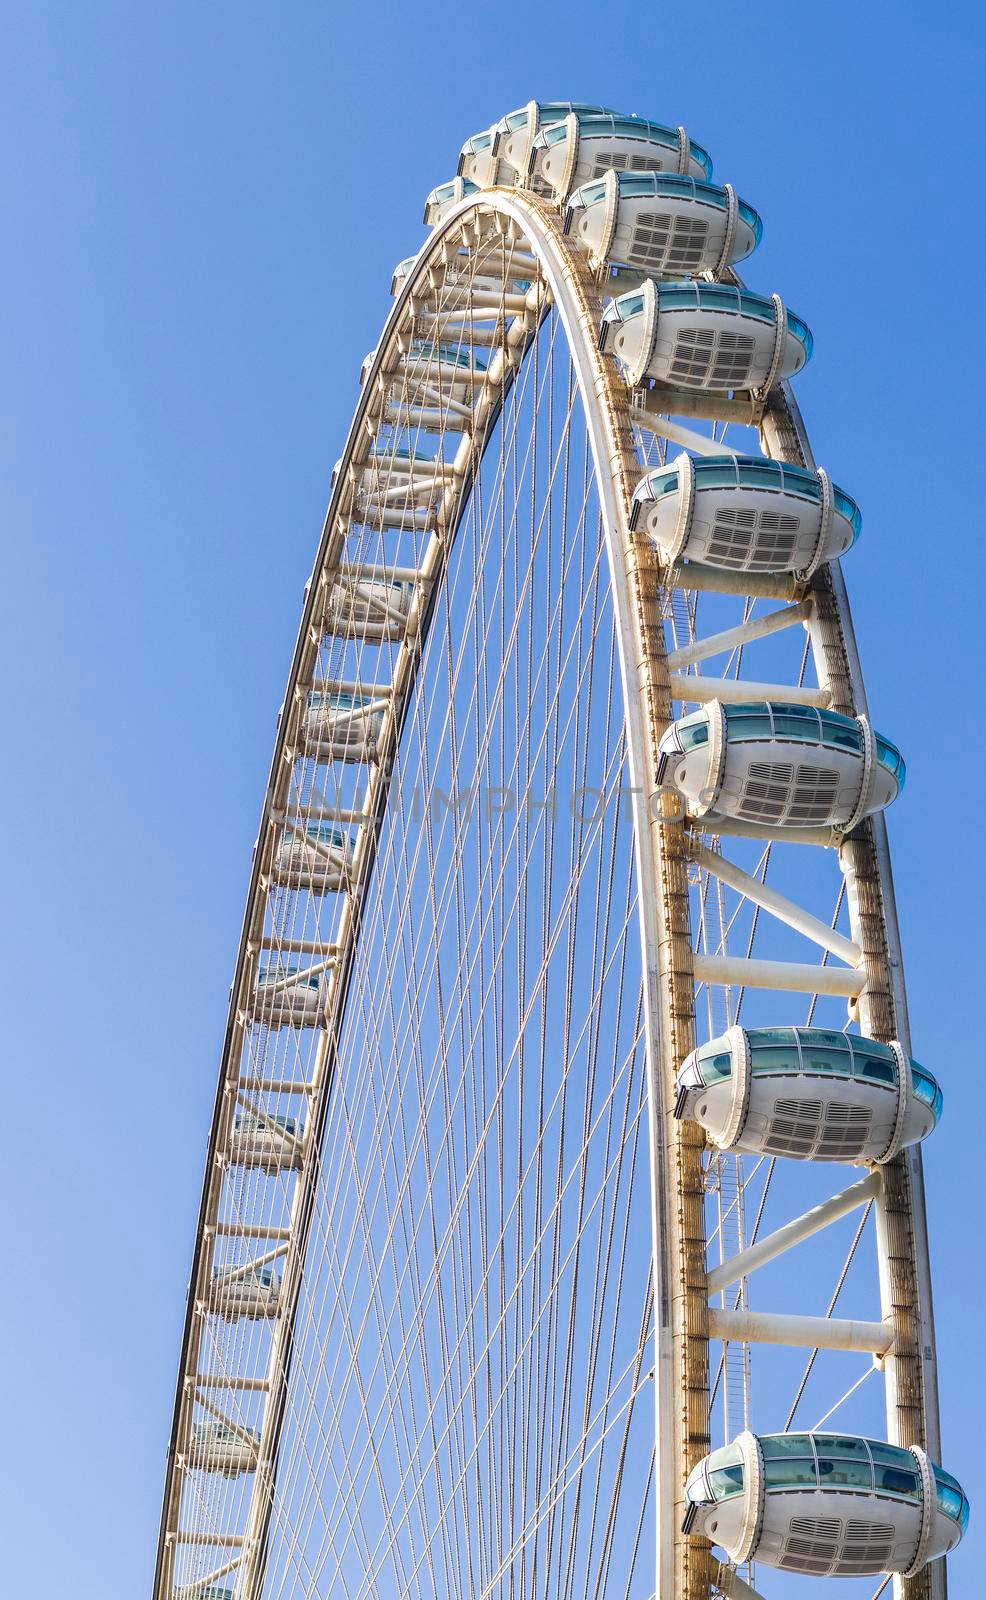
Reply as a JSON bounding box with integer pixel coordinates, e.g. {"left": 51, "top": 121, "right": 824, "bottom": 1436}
{"left": 599, "top": 278, "right": 812, "bottom": 393}
{"left": 303, "top": 690, "right": 386, "bottom": 761}
{"left": 675, "top": 1026, "right": 941, "bottom": 1162}
{"left": 274, "top": 821, "right": 355, "bottom": 893}
{"left": 391, "top": 251, "right": 533, "bottom": 309}
{"left": 683, "top": 1432, "right": 968, "bottom": 1578}
{"left": 657, "top": 702, "right": 905, "bottom": 833}
{"left": 631, "top": 453, "right": 860, "bottom": 577}
{"left": 456, "top": 127, "right": 511, "bottom": 187}
{"left": 566, "top": 172, "right": 759, "bottom": 276}
{"left": 174, "top": 1590, "right": 233, "bottom": 1600}
{"left": 324, "top": 575, "right": 415, "bottom": 644}
{"left": 423, "top": 176, "right": 479, "bottom": 228}
{"left": 367, "top": 340, "right": 488, "bottom": 421}
{"left": 208, "top": 1262, "right": 281, "bottom": 1321}
{"left": 230, "top": 1107, "right": 305, "bottom": 1171}
{"left": 188, "top": 1421, "right": 259, "bottom": 1479}
{"left": 251, "top": 960, "right": 326, "bottom": 1028}
{"left": 532, "top": 112, "right": 712, "bottom": 200}
{"left": 351, "top": 444, "right": 456, "bottom": 528}
{"left": 491, "top": 101, "right": 623, "bottom": 182}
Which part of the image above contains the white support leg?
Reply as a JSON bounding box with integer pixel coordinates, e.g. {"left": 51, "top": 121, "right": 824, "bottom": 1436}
{"left": 693, "top": 953, "right": 864, "bottom": 998}
{"left": 708, "top": 1307, "right": 893, "bottom": 1354}
{"left": 707, "top": 1172, "right": 880, "bottom": 1293}
{"left": 670, "top": 674, "right": 830, "bottom": 708}
{"left": 668, "top": 600, "right": 810, "bottom": 670}
{"left": 689, "top": 841, "right": 862, "bottom": 966}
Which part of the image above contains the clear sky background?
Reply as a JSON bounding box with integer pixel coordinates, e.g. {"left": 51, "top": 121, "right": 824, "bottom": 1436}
{"left": 1, "top": 2, "right": 983, "bottom": 1594}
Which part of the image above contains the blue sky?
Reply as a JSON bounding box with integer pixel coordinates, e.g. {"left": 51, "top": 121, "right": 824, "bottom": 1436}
{"left": 1, "top": 1, "right": 983, "bottom": 1593}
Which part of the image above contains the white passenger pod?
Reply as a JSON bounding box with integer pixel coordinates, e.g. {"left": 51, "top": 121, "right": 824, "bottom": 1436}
{"left": 532, "top": 112, "right": 712, "bottom": 200}
{"left": 174, "top": 1588, "right": 234, "bottom": 1600}
{"left": 566, "top": 172, "right": 760, "bottom": 277}
{"left": 351, "top": 445, "right": 454, "bottom": 530}
{"left": 303, "top": 689, "right": 386, "bottom": 761}
{"left": 457, "top": 127, "right": 516, "bottom": 187}
{"left": 599, "top": 279, "right": 812, "bottom": 394}
{"left": 683, "top": 1433, "right": 968, "bottom": 1577}
{"left": 423, "top": 176, "right": 479, "bottom": 227}
{"left": 209, "top": 1261, "right": 281, "bottom": 1320}
{"left": 391, "top": 253, "right": 533, "bottom": 315}
{"left": 324, "top": 574, "right": 414, "bottom": 644}
{"left": 187, "top": 1421, "right": 259, "bottom": 1479}
{"left": 657, "top": 702, "right": 905, "bottom": 833}
{"left": 631, "top": 453, "right": 860, "bottom": 577}
{"left": 230, "top": 1108, "right": 305, "bottom": 1171}
{"left": 274, "top": 821, "right": 355, "bottom": 893}
{"left": 491, "top": 101, "right": 623, "bottom": 184}
{"left": 675, "top": 1026, "right": 941, "bottom": 1162}
{"left": 367, "top": 341, "right": 488, "bottom": 426}
{"left": 251, "top": 961, "right": 326, "bottom": 1028}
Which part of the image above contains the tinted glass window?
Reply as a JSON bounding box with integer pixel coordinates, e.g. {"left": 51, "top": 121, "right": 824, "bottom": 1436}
{"left": 699, "top": 1051, "right": 732, "bottom": 1085}
{"left": 761, "top": 1433, "right": 812, "bottom": 1457}
{"left": 679, "top": 721, "right": 710, "bottom": 752}
{"left": 751, "top": 1044, "right": 801, "bottom": 1074}
{"left": 725, "top": 714, "right": 772, "bottom": 741}
{"left": 818, "top": 1458, "right": 873, "bottom": 1489}
{"left": 709, "top": 1465, "right": 745, "bottom": 1500}
{"left": 876, "top": 1465, "right": 921, "bottom": 1498}
{"left": 764, "top": 1457, "right": 816, "bottom": 1487}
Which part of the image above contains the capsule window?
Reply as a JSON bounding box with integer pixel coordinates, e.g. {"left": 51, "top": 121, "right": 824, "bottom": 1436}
{"left": 708, "top": 1464, "right": 745, "bottom": 1500}
{"left": 659, "top": 285, "right": 700, "bottom": 310}
{"left": 764, "top": 1456, "right": 817, "bottom": 1488}
{"left": 751, "top": 1027, "right": 800, "bottom": 1048}
{"left": 819, "top": 714, "right": 864, "bottom": 754}
{"left": 875, "top": 737, "right": 904, "bottom": 781}
{"left": 773, "top": 710, "right": 820, "bottom": 742}
{"left": 779, "top": 463, "right": 819, "bottom": 496}
{"left": 699, "top": 1051, "right": 732, "bottom": 1085}
{"left": 852, "top": 1044, "right": 897, "bottom": 1086}
{"left": 649, "top": 471, "right": 680, "bottom": 499}
{"left": 934, "top": 1469, "right": 969, "bottom": 1529}
{"left": 833, "top": 488, "right": 863, "bottom": 536}
{"left": 818, "top": 1458, "right": 873, "bottom": 1489}
{"left": 911, "top": 1065, "right": 939, "bottom": 1110}
{"left": 875, "top": 1465, "right": 921, "bottom": 1499}
{"left": 694, "top": 460, "right": 741, "bottom": 489}
{"left": 724, "top": 713, "right": 773, "bottom": 741}
{"left": 761, "top": 1433, "right": 813, "bottom": 1457}
{"left": 800, "top": 1042, "right": 852, "bottom": 1075}
{"left": 736, "top": 289, "right": 774, "bottom": 321}
{"left": 699, "top": 285, "right": 740, "bottom": 311}
{"left": 678, "top": 720, "right": 710, "bottom": 752}
{"left": 751, "top": 1044, "right": 802, "bottom": 1074}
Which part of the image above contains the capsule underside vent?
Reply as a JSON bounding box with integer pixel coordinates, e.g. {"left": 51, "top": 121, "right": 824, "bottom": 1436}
{"left": 592, "top": 152, "right": 666, "bottom": 177}
{"left": 630, "top": 212, "right": 709, "bottom": 274}
{"left": 668, "top": 328, "right": 755, "bottom": 388}
{"left": 782, "top": 1515, "right": 896, "bottom": 1576}
{"left": 765, "top": 1097, "right": 873, "bottom": 1159}
{"left": 707, "top": 507, "right": 801, "bottom": 571}
{"left": 736, "top": 762, "right": 840, "bottom": 826}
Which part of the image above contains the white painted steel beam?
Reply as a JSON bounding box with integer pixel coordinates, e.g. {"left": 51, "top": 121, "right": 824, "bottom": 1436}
{"left": 667, "top": 601, "right": 810, "bottom": 670}
{"left": 630, "top": 412, "right": 742, "bottom": 458}
{"left": 708, "top": 1306, "right": 892, "bottom": 1354}
{"left": 689, "top": 841, "right": 862, "bottom": 965}
{"left": 707, "top": 1172, "right": 880, "bottom": 1293}
{"left": 693, "top": 952, "right": 864, "bottom": 997}
{"left": 670, "top": 673, "right": 830, "bottom": 708}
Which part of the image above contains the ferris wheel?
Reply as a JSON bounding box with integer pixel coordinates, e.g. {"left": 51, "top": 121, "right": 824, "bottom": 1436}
{"left": 152, "top": 103, "right": 968, "bottom": 1600}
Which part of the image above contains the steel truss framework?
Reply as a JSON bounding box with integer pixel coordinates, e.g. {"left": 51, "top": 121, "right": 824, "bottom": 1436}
{"left": 152, "top": 179, "right": 945, "bottom": 1600}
